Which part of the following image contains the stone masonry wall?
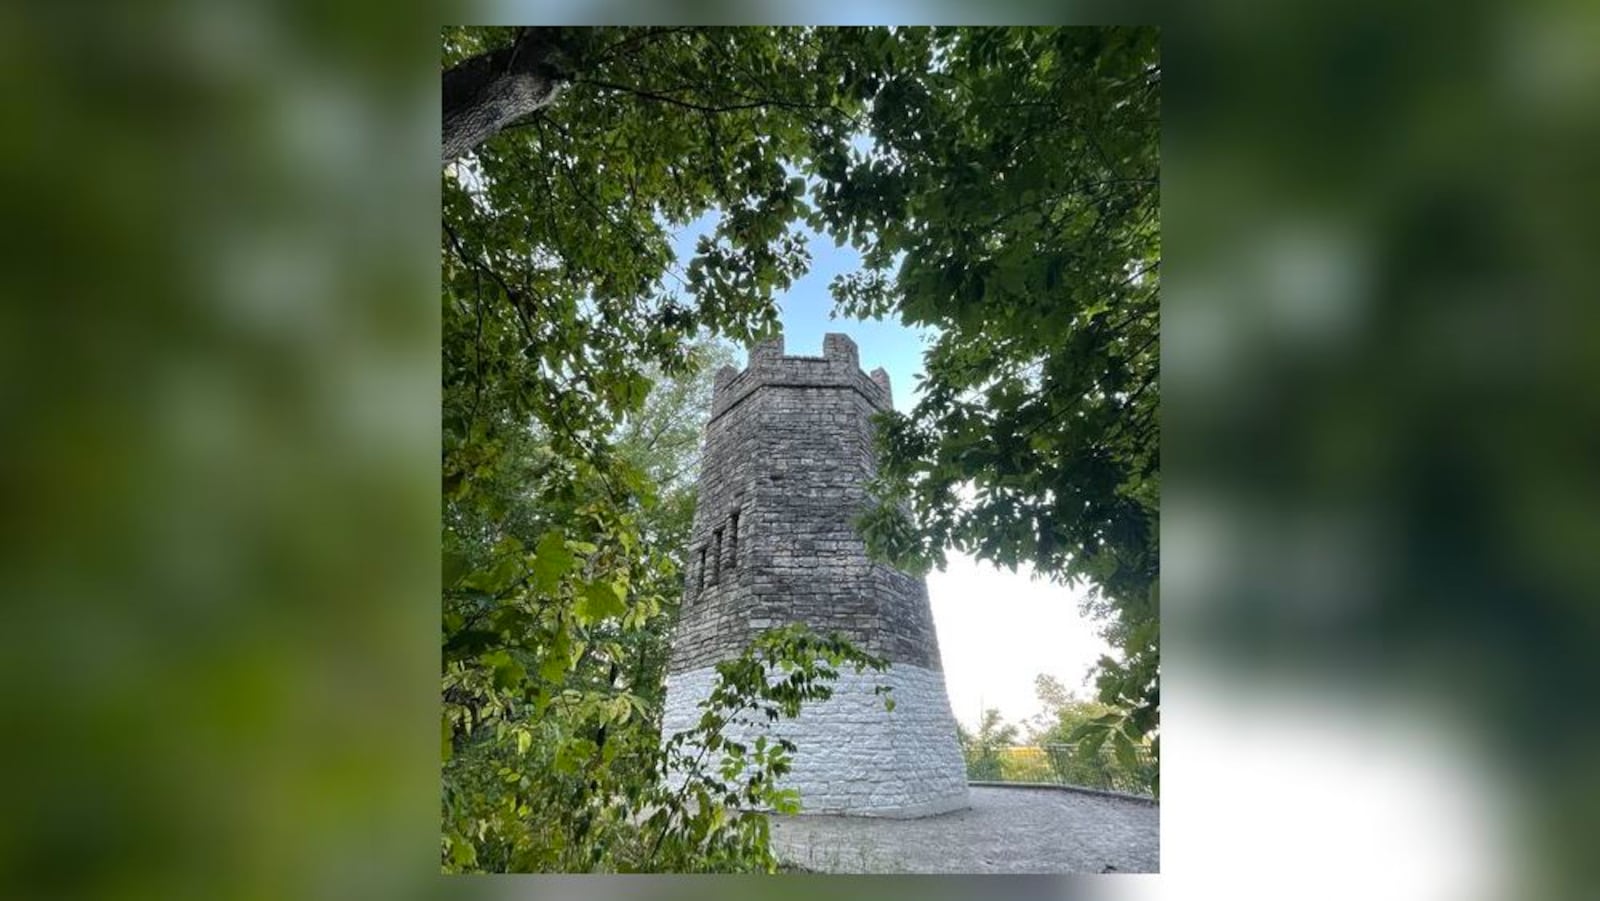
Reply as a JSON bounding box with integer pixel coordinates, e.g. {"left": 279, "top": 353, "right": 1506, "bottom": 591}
{"left": 669, "top": 333, "right": 942, "bottom": 675}
{"left": 660, "top": 663, "right": 970, "bottom": 818}
{"left": 663, "top": 333, "right": 969, "bottom": 817}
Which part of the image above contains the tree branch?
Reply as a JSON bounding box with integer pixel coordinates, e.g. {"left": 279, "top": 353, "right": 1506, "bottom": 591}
{"left": 442, "top": 219, "right": 538, "bottom": 350}
{"left": 443, "top": 27, "right": 571, "bottom": 162}
{"left": 576, "top": 78, "right": 788, "bottom": 114}
{"left": 589, "top": 26, "right": 695, "bottom": 68}
{"left": 575, "top": 77, "right": 852, "bottom": 121}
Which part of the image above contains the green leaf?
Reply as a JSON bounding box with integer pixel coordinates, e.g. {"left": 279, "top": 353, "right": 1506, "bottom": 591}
{"left": 443, "top": 551, "right": 470, "bottom": 589}
{"left": 539, "top": 648, "right": 569, "bottom": 682}
{"left": 771, "top": 788, "right": 801, "bottom": 815}
{"left": 531, "top": 530, "right": 576, "bottom": 594}
{"left": 575, "top": 579, "right": 628, "bottom": 624}
{"left": 463, "top": 554, "right": 521, "bottom": 594}
{"left": 492, "top": 658, "right": 525, "bottom": 691}
{"left": 448, "top": 833, "right": 476, "bottom": 868}
{"left": 1112, "top": 730, "right": 1140, "bottom": 773}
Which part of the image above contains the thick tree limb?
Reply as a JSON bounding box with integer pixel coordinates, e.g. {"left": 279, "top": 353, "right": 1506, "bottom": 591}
{"left": 443, "top": 28, "right": 571, "bottom": 162}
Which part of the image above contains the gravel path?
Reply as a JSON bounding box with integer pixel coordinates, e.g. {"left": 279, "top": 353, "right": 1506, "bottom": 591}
{"left": 769, "top": 785, "right": 1158, "bottom": 874}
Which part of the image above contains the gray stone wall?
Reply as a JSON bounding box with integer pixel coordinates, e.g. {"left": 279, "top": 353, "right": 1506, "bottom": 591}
{"left": 661, "top": 663, "right": 970, "bottom": 818}
{"left": 669, "top": 332, "right": 943, "bottom": 674}
{"left": 663, "top": 332, "right": 969, "bottom": 817}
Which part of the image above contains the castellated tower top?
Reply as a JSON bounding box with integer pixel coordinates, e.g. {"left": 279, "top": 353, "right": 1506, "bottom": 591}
{"left": 709, "top": 333, "right": 894, "bottom": 423}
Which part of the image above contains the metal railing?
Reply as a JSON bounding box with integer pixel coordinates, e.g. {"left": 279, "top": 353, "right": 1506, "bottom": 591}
{"left": 964, "top": 743, "right": 1156, "bottom": 797}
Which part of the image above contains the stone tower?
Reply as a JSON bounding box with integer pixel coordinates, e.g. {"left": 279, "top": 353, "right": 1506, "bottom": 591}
{"left": 661, "top": 333, "right": 970, "bottom": 818}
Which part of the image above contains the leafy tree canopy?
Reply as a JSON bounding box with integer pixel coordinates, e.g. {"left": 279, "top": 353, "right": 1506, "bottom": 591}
{"left": 441, "top": 25, "right": 1159, "bottom": 870}
{"left": 823, "top": 27, "right": 1160, "bottom": 761}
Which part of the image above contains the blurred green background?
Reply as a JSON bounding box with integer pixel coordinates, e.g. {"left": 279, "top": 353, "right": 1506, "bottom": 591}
{"left": 2, "top": 0, "right": 1597, "bottom": 898}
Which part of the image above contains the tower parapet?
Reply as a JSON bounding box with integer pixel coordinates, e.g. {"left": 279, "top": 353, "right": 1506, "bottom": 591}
{"left": 710, "top": 332, "right": 893, "bottom": 422}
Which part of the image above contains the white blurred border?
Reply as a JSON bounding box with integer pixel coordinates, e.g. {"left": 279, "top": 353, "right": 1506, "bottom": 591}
{"left": 1162, "top": 671, "right": 1518, "bottom": 900}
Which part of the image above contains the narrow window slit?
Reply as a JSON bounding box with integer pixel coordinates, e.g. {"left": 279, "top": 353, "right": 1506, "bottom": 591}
{"left": 713, "top": 528, "right": 723, "bottom": 584}
{"left": 729, "top": 510, "right": 740, "bottom": 569}
{"left": 697, "top": 547, "right": 706, "bottom": 593}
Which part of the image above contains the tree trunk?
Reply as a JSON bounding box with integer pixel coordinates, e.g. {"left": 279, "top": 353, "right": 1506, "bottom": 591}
{"left": 443, "top": 28, "right": 570, "bottom": 162}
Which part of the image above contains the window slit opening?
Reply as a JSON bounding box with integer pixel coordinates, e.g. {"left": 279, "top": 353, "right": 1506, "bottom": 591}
{"left": 712, "top": 528, "right": 723, "bottom": 584}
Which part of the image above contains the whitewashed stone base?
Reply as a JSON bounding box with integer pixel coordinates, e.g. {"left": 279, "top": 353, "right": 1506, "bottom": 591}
{"left": 661, "top": 663, "right": 970, "bottom": 818}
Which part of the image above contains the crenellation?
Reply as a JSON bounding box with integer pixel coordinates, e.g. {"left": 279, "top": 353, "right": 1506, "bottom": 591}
{"left": 823, "top": 332, "right": 859, "bottom": 368}
{"left": 712, "top": 364, "right": 740, "bottom": 397}
{"left": 869, "top": 367, "right": 893, "bottom": 404}
{"left": 750, "top": 334, "right": 785, "bottom": 365}
{"left": 707, "top": 332, "right": 894, "bottom": 422}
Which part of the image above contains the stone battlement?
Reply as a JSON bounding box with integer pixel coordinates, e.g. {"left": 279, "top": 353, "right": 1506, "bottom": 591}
{"left": 710, "top": 333, "right": 894, "bottom": 422}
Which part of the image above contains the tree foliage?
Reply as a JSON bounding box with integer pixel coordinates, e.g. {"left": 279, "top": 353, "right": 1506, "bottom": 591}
{"left": 440, "top": 25, "right": 1159, "bottom": 870}
{"left": 1029, "top": 675, "right": 1156, "bottom": 795}
{"left": 819, "top": 27, "right": 1161, "bottom": 762}
{"left": 444, "top": 620, "right": 887, "bottom": 872}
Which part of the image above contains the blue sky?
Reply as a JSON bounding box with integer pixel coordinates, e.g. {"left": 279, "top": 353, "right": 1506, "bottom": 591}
{"left": 668, "top": 210, "right": 938, "bottom": 412}
{"left": 666, "top": 213, "right": 1113, "bottom": 733}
